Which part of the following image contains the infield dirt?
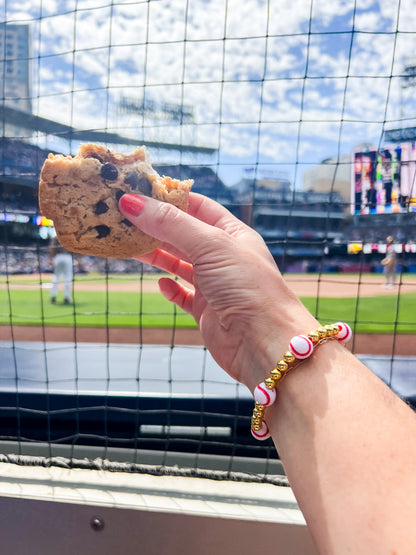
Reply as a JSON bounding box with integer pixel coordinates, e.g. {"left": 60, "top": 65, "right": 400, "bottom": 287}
{"left": 3, "top": 272, "right": 416, "bottom": 297}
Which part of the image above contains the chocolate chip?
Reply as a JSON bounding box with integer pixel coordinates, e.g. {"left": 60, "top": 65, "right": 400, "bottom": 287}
{"left": 124, "top": 172, "right": 152, "bottom": 196}
{"left": 94, "top": 225, "right": 111, "bottom": 239}
{"left": 121, "top": 218, "right": 133, "bottom": 227}
{"left": 94, "top": 200, "right": 109, "bottom": 215}
{"left": 101, "top": 163, "right": 118, "bottom": 181}
{"left": 115, "top": 190, "right": 124, "bottom": 202}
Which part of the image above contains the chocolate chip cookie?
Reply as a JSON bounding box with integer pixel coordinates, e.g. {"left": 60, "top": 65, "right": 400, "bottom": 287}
{"left": 39, "top": 143, "right": 193, "bottom": 258}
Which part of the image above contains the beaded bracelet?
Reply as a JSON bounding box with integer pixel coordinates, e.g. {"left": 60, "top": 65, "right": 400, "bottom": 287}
{"left": 251, "top": 322, "right": 352, "bottom": 440}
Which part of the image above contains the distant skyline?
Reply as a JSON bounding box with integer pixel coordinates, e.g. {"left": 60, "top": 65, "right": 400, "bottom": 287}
{"left": 2, "top": 0, "right": 416, "bottom": 187}
{"left": 0, "top": 23, "right": 32, "bottom": 113}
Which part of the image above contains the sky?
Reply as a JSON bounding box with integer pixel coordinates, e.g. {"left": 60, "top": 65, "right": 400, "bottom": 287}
{"left": 2, "top": 0, "right": 416, "bottom": 187}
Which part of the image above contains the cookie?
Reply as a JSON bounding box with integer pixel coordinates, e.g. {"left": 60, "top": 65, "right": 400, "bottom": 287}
{"left": 39, "top": 143, "right": 193, "bottom": 258}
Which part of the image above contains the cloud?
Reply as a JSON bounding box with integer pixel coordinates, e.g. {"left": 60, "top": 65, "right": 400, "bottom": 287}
{"left": 4, "top": 0, "right": 416, "bottom": 185}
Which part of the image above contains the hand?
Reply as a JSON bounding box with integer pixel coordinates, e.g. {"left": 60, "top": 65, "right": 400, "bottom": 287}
{"left": 121, "top": 191, "right": 416, "bottom": 554}
{"left": 119, "top": 193, "right": 317, "bottom": 391}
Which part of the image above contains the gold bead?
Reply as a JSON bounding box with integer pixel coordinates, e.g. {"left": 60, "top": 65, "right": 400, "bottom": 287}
{"left": 317, "top": 326, "right": 327, "bottom": 339}
{"left": 308, "top": 330, "right": 320, "bottom": 344}
{"left": 283, "top": 351, "right": 296, "bottom": 364}
{"left": 329, "top": 324, "right": 339, "bottom": 336}
{"left": 251, "top": 422, "right": 262, "bottom": 431}
{"left": 254, "top": 402, "right": 264, "bottom": 411}
{"left": 264, "top": 377, "right": 275, "bottom": 389}
{"left": 251, "top": 417, "right": 262, "bottom": 427}
{"left": 276, "top": 360, "right": 289, "bottom": 373}
{"left": 253, "top": 406, "right": 264, "bottom": 417}
{"left": 324, "top": 324, "right": 336, "bottom": 336}
{"left": 270, "top": 368, "right": 282, "bottom": 381}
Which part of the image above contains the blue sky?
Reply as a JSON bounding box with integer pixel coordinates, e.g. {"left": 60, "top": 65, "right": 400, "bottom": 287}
{"left": 2, "top": 0, "right": 416, "bottom": 187}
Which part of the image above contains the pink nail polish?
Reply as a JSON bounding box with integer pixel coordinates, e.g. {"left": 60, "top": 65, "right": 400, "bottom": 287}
{"left": 119, "top": 194, "right": 146, "bottom": 216}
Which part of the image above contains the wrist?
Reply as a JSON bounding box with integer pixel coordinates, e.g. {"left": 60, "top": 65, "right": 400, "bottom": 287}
{"left": 250, "top": 322, "right": 353, "bottom": 440}
{"left": 241, "top": 298, "right": 320, "bottom": 393}
{"left": 275, "top": 337, "right": 352, "bottom": 408}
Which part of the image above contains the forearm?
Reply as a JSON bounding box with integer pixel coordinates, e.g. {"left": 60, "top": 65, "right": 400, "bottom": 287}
{"left": 118, "top": 192, "right": 416, "bottom": 552}
{"left": 265, "top": 338, "right": 416, "bottom": 553}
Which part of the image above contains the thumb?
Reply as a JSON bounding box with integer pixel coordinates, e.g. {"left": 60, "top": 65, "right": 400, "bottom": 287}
{"left": 119, "top": 193, "right": 217, "bottom": 261}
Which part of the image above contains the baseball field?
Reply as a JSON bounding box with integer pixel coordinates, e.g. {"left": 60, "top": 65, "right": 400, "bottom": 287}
{"left": 1, "top": 272, "right": 416, "bottom": 354}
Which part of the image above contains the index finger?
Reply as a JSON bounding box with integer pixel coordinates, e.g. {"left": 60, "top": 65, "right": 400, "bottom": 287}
{"left": 186, "top": 193, "right": 249, "bottom": 236}
{"left": 119, "top": 193, "right": 226, "bottom": 263}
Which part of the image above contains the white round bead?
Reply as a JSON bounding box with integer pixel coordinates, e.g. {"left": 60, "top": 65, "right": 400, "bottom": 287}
{"left": 253, "top": 382, "right": 277, "bottom": 406}
{"left": 335, "top": 322, "right": 352, "bottom": 343}
{"left": 251, "top": 420, "right": 271, "bottom": 441}
{"left": 289, "top": 334, "right": 314, "bottom": 359}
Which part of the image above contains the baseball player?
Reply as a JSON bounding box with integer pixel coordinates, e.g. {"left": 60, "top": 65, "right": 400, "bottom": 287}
{"left": 48, "top": 236, "right": 79, "bottom": 304}
{"left": 381, "top": 235, "right": 397, "bottom": 288}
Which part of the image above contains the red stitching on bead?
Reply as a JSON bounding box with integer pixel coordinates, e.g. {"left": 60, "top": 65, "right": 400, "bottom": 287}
{"left": 257, "top": 384, "right": 271, "bottom": 405}
{"left": 290, "top": 335, "right": 313, "bottom": 358}
{"left": 251, "top": 422, "right": 270, "bottom": 440}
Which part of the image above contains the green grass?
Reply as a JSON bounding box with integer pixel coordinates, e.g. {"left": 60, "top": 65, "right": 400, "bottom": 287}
{"left": 0, "top": 288, "right": 196, "bottom": 328}
{"left": 301, "top": 294, "right": 416, "bottom": 334}
{"left": 1, "top": 281, "right": 416, "bottom": 333}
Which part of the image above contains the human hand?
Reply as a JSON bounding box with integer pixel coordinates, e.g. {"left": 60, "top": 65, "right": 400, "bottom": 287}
{"left": 119, "top": 192, "right": 317, "bottom": 391}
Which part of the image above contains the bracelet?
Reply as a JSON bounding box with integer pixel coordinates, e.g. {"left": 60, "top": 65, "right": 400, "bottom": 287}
{"left": 250, "top": 322, "right": 352, "bottom": 440}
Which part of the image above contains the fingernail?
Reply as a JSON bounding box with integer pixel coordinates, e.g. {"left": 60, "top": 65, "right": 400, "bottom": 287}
{"left": 119, "top": 193, "right": 146, "bottom": 216}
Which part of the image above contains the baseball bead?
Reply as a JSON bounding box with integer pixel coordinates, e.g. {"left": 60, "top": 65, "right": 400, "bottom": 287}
{"left": 253, "top": 382, "right": 277, "bottom": 406}
{"left": 335, "top": 322, "right": 352, "bottom": 343}
{"left": 289, "top": 334, "right": 314, "bottom": 359}
{"left": 251, "top": 420, "right": 271, "bottom": 441}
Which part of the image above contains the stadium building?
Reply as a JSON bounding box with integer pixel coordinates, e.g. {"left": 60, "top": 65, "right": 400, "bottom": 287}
{"left": 231, "top": 177, "right": 348, "bottom": 270}
{"left": 302, "top": 153, "right": 352, "bottom": 205}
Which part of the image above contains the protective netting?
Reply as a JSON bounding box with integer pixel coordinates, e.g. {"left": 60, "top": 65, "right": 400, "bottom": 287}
{"left": 1, "top": 0, "right": 415, "bottom": 482}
